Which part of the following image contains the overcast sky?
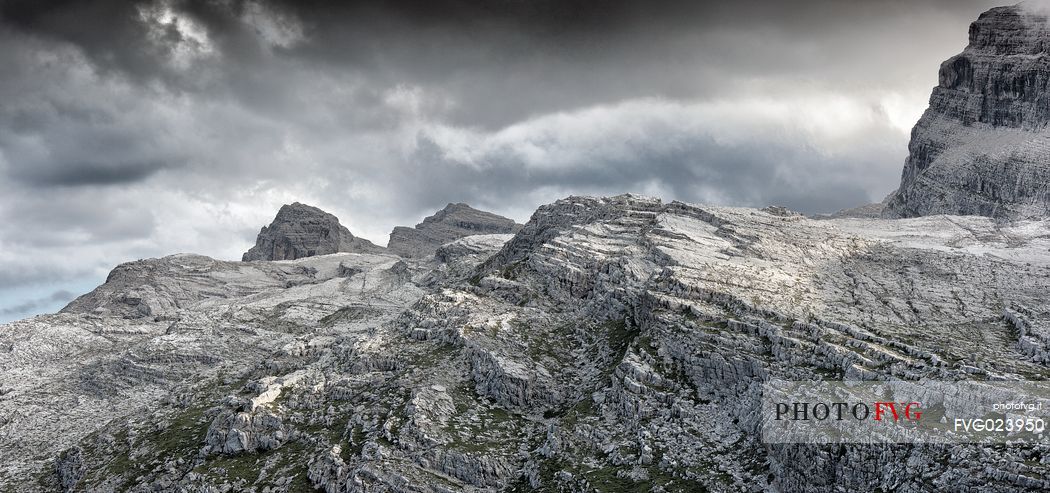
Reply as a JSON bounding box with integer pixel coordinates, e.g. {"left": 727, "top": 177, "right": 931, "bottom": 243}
{"left": 0, "top": 0, "right": 1008, "bottom": 322}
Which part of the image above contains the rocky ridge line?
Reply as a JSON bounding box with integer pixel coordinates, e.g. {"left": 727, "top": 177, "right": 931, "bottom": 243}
{"left": 884, "top": 3, "right": 1050, "bottom": 219}
{"left": 7, "top": 193, "right": 1050, "bottom": 492}
{"left": 242, "top": 202, "right": 384, "bottom": 261}
{"left": 387, "top": 203, "right": 522, "bottom": 258}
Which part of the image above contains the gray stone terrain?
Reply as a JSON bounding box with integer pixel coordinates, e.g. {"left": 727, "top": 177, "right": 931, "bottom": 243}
{"left": 884, "top": 4, "right": 1050, "bottom": 219}
{"left": 2, "top": 194, "right": 1049, "bottom": 492}
{"left": 242, "top": 203, "right": 384, "bottom": 261}
{"left": 2, "top": 4, "right": 1050, "bottom": 492}
{"left": 388, "top": 203, "right": 522, "bottom": 258}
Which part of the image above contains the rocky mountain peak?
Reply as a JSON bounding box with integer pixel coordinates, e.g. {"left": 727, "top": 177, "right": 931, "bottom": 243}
{"left": 277, "top": 201, "right": 323, "bottom": 217}
{"left": 883, "top": 3, "right": 1050, "bottom": 219}
{"left": 387, "top": 203, "right": 522, "bottom": 258}
{"left": 969, "top": 5, "right": 1050, "bottom": 56}
{"left": 946, "top": 4, "right": 1050, "bottom": 128}
{"left": 242, "top": 202, "right": 383, "bottom": 261}
{"left": 424, "top": 202, "right": 478, "bottom": 222}
{"left": 11, "top": 191, "right": 1050, "bottom": 491}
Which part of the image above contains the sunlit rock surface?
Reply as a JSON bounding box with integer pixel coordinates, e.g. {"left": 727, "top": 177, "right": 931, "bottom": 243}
{"left": 4, "top": 193, "right": 1049, "bottom": 491}
{"left": 7, "top": 5, "right": 1050, "bottom": 491}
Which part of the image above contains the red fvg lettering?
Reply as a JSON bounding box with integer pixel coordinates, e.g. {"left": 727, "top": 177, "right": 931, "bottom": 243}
{"left": 905, "top": 402, "right": 922, "bottom": 420}
{"left": 873, "top": 402, "right": 922, "bottom": 421}
{"left": 874, "top": 402, "right": 898, "bottom": 421}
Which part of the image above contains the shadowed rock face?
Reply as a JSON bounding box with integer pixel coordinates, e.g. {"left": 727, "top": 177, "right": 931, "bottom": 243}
{"left": 387, "top": 203, "right": 522, "bottom": 258}
{"left": 242, "top": 202, "right": 383, "bottom": 261}
{"left": 884, "top": 4, "right": 1050, "bottom": 219}
{"left": 15, "top": 194, "right": 1050, "bottom": 492}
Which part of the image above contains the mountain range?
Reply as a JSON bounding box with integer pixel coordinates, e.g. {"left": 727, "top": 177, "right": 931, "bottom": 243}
{"left": 3, "top": 4, "right": 1050, "bottom": 492}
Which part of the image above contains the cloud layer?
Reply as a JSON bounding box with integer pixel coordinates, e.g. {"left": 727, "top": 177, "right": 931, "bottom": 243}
{"left": 0, "top": 0, "right": 1004, "bottom": 321}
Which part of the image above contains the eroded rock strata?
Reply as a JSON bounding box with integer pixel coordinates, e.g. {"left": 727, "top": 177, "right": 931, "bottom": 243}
{"left": 242, "top": 202, "right": 384, "bottom": 261}
{"left": 885, "top": 4, "right": 1050, "bottom": 219}
{"left": 4, "top": 194, "right": 1049, "bottom": 491}
{"left": 388, "top": 203, "right": 522, "bottom": 258}
{"left": 4, "top": 4, "right": 1050, "bottom": 492}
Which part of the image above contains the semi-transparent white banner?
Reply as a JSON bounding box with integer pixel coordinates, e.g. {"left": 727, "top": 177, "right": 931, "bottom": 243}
{"left": 761, "top": 380, "right": 1050, "bottom": 444}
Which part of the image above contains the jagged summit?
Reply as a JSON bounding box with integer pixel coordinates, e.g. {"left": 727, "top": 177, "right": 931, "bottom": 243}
{"left": 387, "top": 202, "right": 522, "bottom": 258}
{"left": 12, "top": 5, "right": 1050, "bottom": 492}
{"left": 242, "top": 202, "right": 383, "bottom": 261}
{"left": 13, "top": 192, "right": 1050, "bottom": 491}
{"left": 884, "top": 3, "right": 1050, "bottom": 219}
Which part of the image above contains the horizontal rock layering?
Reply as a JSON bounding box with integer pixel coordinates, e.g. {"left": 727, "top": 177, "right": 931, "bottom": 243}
{"left": 6, "top": 4, "right": 1050, "bottom": 492}
{"left": 884, "top": 4, "right": 1050, "bottom": 219}
{"left": 4, "top": 193, "right": 1049, "bottom": 492}
{"left": 242, "top": 202, "right": 384, "bottom": 261}
{"left": 387, "top": 203, "right": 522, "bottom": 258}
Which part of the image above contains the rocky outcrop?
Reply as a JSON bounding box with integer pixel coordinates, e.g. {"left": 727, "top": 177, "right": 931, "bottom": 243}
{"left": 11, "top": 194, "right": 1050, "bottom": 492}
{"left": 387, "top": 203, "right": 521, "bottom": 258}
{"left": 10, "top": 251, "right": 424, "bottom": 492}
{"left": 243, "top": 202, "right": 383, "bottom": 261}
{"left": 1004, "top": 303, "right": 1050, "bottom": 363}
{"left": 884, "top": 4, "right": 1050, "bottom": 219}
{"left": 204, "top": 409, "right": 290, "bottom": 455}
{"left": 60, "top": 253, "right": 325, "bottom": 319}
{"left": 55, "top": 447, "right": 84, "bottom": 492}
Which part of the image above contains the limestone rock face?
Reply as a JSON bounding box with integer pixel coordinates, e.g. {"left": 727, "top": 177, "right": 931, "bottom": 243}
{"left": 242, "top": 203, "right": 383, "bottom": 261}
{"left": 884, "top": 4, "right": 1050, "bottom": 219}
{"left": 60, "top": 254, "right": 301, "bottom": 319}
{"left": 387, "top": 203, "right": 522, "bottom": 258}
{"left": 8, "top": 194, "right": 1050, "bottom": 492}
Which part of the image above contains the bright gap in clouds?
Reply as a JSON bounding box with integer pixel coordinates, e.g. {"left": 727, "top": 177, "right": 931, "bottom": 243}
{"left": 0, "top": 89, "right": 916, "bottom": 324}
{"left": 0, "top": 0, "right": 999, "bottom": 322}
{"left": 416, "top": 92, "right": 909, "bottom": 209}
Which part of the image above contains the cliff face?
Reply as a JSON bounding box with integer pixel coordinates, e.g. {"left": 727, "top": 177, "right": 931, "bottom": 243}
{"left": 14, "top": 194, "right": 1050, "bottom": 491}
{"left": 387, "top": 203, "right": 522, "bottom": 258}
{"left": 884, "top": 4, "right": 1050, "bottom": 219}
{"left": 12, "top": 5, "right": 1050, "bottom": 491}
{"left": 243, "top": 202, "right": 518, "bottom": 262}
{"left": 242, "top": 202, "right": 384, "bottom": 261}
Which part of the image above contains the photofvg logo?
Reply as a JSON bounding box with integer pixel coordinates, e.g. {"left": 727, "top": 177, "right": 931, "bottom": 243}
{"left": 761, "top": 380, "right": 1050, "bottom": 444}
{"left": 774, "top": 400, "right": 923, "bottom": 423}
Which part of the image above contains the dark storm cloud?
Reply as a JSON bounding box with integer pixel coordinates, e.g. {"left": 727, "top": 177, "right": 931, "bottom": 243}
{"left": 2, "top": 0, "right": 187, "bottom": 83}
{"left": 1, "top": 0, "right": 1003, "bottom": 127}
{"left": 0, "top": 0, "right": 1010, "bottom": 320}
{"left": 0, "top": 0, "right": 1004, "bottom": 199}
{"left": 14, "top": 160, "right": 166, "bottom": 187}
